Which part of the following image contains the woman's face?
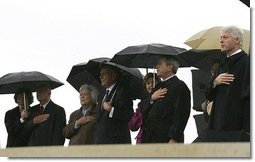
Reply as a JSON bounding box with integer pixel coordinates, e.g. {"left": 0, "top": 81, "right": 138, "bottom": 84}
{"left": 80, "top": 89, "right": 92, "bottom": 106}
{"left": 16, "top": 94, "right": 29, "bottom": 110}
{"left": 145, "top": 77, "right": 156, "bottom": 93}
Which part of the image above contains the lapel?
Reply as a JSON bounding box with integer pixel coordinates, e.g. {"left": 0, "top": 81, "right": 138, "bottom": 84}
{"left": 97, "top": 82, "right": 119, "bottom": 121}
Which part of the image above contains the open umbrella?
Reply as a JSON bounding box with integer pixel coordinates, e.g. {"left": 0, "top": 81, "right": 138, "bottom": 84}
{"left": 67, "top": 57, "right": 146, "bottom": 100}
{"left": 110, "top": 43, "right": 190, "bottom": 68}
{"left": 66, "top": 62, "right": 104, "bottom": 94}
{"left": 179, "top": 49, "right": 226, "bottom": 72}
{"left": 191, "top": 69, "right": 211, "bottom": 111}
{"left": 184, "top": 26, "right": 250, "bottom": 54}
{"left": 0, "top": 71, "right": 64, "bottom": 94}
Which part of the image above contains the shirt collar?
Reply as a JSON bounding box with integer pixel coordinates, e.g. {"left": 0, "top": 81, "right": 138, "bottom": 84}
{"left": 106, "top": 83, "right": 116, "bottom": 92}
{"left": 227, "top": 49, "right": 242, "bottom": 57}
{"left": 163, "top": 74, "right": 175, "bottom": 82}
{"left": 41, "top": 99, "right": 50, "bottom": 109}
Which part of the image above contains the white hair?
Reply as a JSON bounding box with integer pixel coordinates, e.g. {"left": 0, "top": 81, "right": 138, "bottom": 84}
{"left": 79, "top": 84, "right": 99, "bottom": 103}
{"left": 221, "top": 25, "right": 244, "bottom": 48}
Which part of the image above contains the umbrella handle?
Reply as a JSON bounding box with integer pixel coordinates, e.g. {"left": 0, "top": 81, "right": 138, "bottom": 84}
{"left": 23, "top": 92, "right": 27, "bottom": 111}
{"left": 153, "top": 67, "right": 156, "bottom": 88}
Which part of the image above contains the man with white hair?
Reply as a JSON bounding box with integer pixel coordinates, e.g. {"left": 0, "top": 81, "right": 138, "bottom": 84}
{"left": 204, "top": 26, "right": 250, "bottom": 141}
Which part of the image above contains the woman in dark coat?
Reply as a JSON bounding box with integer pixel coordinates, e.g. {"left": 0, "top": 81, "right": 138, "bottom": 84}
{"left": 4, "top": 88, "right": 33, "bottom": 147}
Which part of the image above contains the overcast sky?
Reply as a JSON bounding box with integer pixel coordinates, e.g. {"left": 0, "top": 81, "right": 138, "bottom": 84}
{"left": 0, "top": 0, "right": 252, "bottom": 156}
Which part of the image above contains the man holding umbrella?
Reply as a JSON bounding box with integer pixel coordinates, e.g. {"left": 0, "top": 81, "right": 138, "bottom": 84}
{"left": 94, "top": 64, "right": 134, "bottom": 144}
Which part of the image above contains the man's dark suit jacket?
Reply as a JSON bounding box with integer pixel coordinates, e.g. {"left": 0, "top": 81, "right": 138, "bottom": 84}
{"left": 142, "top": 76, "right": 191, "bottom": 143}
{"left": 94, "top": 82, "right": 134, "bottom": 144}
{"left": 205, "top": 51, "right": 250, "bottom": 134}
{"left": 24, "top": 100, "right": 66, "bottom": 146}
{"left": 4, "top": 106, "right": 30, "bottom": 147}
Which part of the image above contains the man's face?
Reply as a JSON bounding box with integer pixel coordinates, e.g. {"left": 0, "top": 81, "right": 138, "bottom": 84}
{"left": 100, "top": 67, "right": 116, "bottom": 88}
{"left": 156, "top": 58, "right": 170, "bottom": 78}
{"left": 220, "top": 31, "right": 240, "bottom": 54}
{"left": 36, "top": 87, "right": 50, "bottom": 103}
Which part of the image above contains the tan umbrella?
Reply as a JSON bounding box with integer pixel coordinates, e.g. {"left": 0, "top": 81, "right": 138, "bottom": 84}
{"left": 184, "top": 26, "right": 250, "bottom": 54}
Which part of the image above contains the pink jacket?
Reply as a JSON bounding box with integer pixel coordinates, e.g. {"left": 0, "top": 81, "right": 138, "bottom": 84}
{"left": 128, "top": 106, "right": 143, "bottom": 144}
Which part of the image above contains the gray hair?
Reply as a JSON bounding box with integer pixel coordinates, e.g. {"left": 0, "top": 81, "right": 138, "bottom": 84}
{"left": 221, "top": 26, "right": 244, "bottom": 48}
{"left": 161, "top": 55, "right": 180, "bottom": 74}
{"left": 79, "top": 84, "right": 99, "bottom": 103}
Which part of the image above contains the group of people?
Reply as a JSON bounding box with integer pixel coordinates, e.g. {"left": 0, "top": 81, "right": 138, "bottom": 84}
{"left": 4, "top": 25, "right": 250, "bottom": 147}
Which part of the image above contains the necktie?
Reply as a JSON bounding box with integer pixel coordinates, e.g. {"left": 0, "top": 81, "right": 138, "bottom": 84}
{"left": 39, "top": 105, "right": 44, "bottom": 115}
{"left": 105, "top": 90, "right": 110, "bottom": 102}
{"left": 101, "top": 90, "right": 110, "bottom": 110}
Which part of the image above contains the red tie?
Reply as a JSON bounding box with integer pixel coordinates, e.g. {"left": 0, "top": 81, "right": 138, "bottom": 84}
{"left": 39, "top": 105, "right": 44, "bottom": 115}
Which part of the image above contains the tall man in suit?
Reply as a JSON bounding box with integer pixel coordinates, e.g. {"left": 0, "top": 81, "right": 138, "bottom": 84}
{"left": 94, "top": 65, "right": 134, "bottom": 144}
{"left": 142, "top": 55, "right": 191, "bottom": 143}
{"left": 205, "top": 26, "right": 250, "bottom": 141}
{"left": 24, "top": 84, "right": 66, "bottom": 146}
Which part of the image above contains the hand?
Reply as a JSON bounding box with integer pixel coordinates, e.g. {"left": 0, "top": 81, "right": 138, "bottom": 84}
{"left": 169, "top": 139, "right": 177, "bottom": 143}
{"left": 151, "top": 88, "right": 167, "bottom": 101}
{"left": 214, "top": 73, "right": 234, "bottom": 86}
{"left": 76, "top": 115, "right": 95, "bottom": 126}
{"left": 33, "top": 114, "right": 50, "bottom": 125}
{"left": 102, "top": 101, "right": 112, "bottom": 112}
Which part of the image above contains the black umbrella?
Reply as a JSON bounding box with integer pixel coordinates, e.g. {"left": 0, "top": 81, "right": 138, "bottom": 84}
{"left": 0, "top": 71, "right": 64, "bottom": 94}
{"left": 66, "top": 61, "right": 105, "bottom": 94}
{"left": 67, "top": 57, "right": 146, "bottom": 100}
{"left": 179, "top": 49, "right": 226, "bottom": 72}
{"left": 191, "top": 69, "right": 211, "bottom": 112}
{"left": 110, "top": 43, "right": 190, "bottom": 68}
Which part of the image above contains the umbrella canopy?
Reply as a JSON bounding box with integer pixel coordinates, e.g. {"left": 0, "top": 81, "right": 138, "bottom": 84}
{"left": 67, "top": 57, "right": 146, "bottom": 100}
{"left": 191, "top": 69, "right": 211, "bottom": 111}
{"left": 110, "top": 43, "right": 190, "bottom": 68}
{"left": 184, "top": 26, "right": 250, "bottom": 54}
{"left": 179, "top": 49, "right": 226, "bottom": 72}
{"left": 66, "top": 61, "right": 105, "bottom": 94}
{"left": 0, "top": 71, "right": 64, "bottom": 94}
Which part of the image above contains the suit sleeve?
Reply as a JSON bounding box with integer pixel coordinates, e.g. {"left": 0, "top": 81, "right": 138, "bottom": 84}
{"left": 168, "top": 82, "right": 191, "bottom": 141}
{"left": 241, "top": 56, "right": 250, "bottom": 132}
{"left": 52, "top": 107, "right": 66, "bottom": 145}
{"left": 63, "top": 112, "right": 77, "bottom": 139}
{"left": 111, "top": 86, "right": 134, "bottom": 122}
{"left": 4, "top": 111, "right": 24, "bottom": 136}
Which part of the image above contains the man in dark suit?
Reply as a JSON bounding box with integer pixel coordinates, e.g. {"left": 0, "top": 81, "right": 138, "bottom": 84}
{"left": 24, "top": 84, "right": 66, "bottom": 146}
{"left": 94, "top": 65, "right": 134, "bottom": 144}
{"left": 142, "top": 55, "right": 191, "bottom": 143}
{"left": 205, "top": 26, "right": 250, "bottom": 142}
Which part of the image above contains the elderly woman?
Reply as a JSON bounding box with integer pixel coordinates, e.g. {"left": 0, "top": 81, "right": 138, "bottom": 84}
{"left": 4, "top": 87, "right": 34, "bottom": 147}
{"left": 63, "top": 84, "right": 99, "bottom": 145}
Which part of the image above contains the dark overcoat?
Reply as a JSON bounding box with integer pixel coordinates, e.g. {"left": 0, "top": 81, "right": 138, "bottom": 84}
{"left": 142, "top": 76, "right": 191, "bottom": 143}
{"left": 24, "top": 100, "right": 66, "bottom": 146}
{"left": 4, "top": 106, "right": 31, "bottom": 147}
{"left": 94, "top": 82, "right": 134, "bottom": 144}
{"left": 205, "top": 51, "right": 250, "bottom": 132}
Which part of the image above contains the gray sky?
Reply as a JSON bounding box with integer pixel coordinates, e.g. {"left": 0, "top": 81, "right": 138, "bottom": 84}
{"left": 0, "top": 0, "right": 251, "bottom": 151}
